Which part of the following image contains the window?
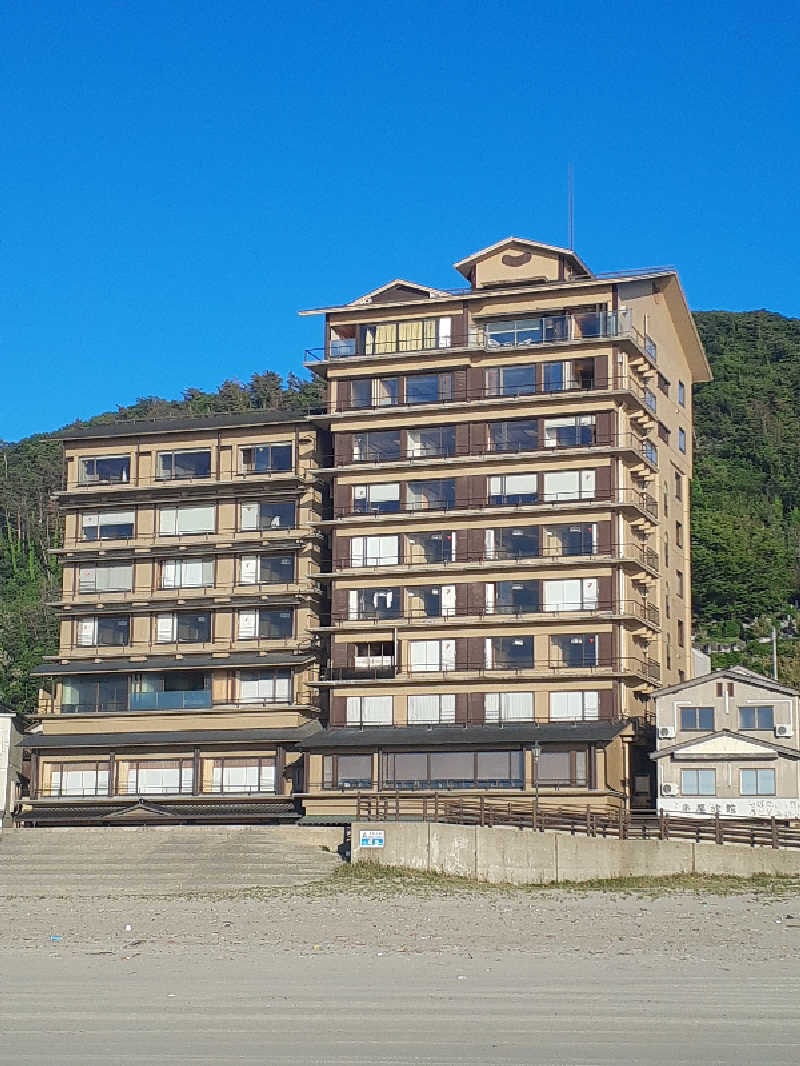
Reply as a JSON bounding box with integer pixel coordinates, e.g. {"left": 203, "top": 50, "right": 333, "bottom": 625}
{"left": 657, "top": 422, "right": 670, "bottom": 445}
{"left": 240, "top": 500, "right": 296, "bottom": 530}
{"left": 488, "top": 473, "right": 538, "bottom": 505}
{"left": 407, "top": 426, "right": 456, "bottom": 459}
{"left": 129, "top": 671, "right": 211, "bottom": 711}
{"left": 484, "top": 692, "right": 534, "bottom": 722}
{"left": 353, "top": 641, "right": 395, "bottom": 668}
{"left": 536, "top": 749, "right": 589, "bottom": 787}
{"left": 76, "top": 616, "right": 130, "bottom": 647}
{"left": 677, "top": 620, "right": 685, "bottom": 647}
{"left": 543, "top": 416, "right": 595, "bottom": 449}
{"left": 350, "top": 534, "right": 399, "bottom": 567}
{"left": 542, "top": 358, "right": 595, "bottom": 392}
{"left": 542, "top": 577, "right": 598, "bottom": 613}
{"left": 161, "top": 558, "right": 214, "bottom": 589}
{"left": 678, "top": 428, "right": 687, "bottom": 453}
{"left": 322, "top": 754, "right": 373, "bottom": 790}
{"left": 157, "top": 450, "right": 212, "bottom": 480}
{"left": 542, "top": 469, "right": 595, "bottom": 501}
{"left": 360, "top": 317, "right": 452, "bottom": 355}
{"left": 666, "top": 632, "right": 672, "bottom": 670}
{"left": 663, "top": 482, "right": 669, "bottom": 518}
{"left": 678, "top": 381, "right": 686, "bottom": 406}
{"left": 545, "top": 523, "right": 595, "bottom": 557}
{"left": 644, "top": 440, "right": 658, "bottom": 466}
{"left": 206, "top": 758, "right": 276, "bottom": 794}
{"left": 353, "top": 429, "right": 402, "bottom": 463}
{"left": 680, "top": 769, "right": 716, "bottom": 796}
{"left": 156, "top": 611, "right": 211, "bottom": 644}
{"left": 61, "top": 675, "right": 128, "bottom": 715}
{"left": 405, "top": 372, "right": 453, "bottom": 405}
{"left": 740, "top": 769, "right": 776, "bottom": 796}
{"left": 657, "top": 372, "right": 670, "bottom": 396}
{"left": 739, "top": 705, "right": 774, "bottom": 730}
{"left": 408, "top": 639, "right": 456, "bottom": 672}
{"left": 81, "top": 510, "right": 135, "bottom": 541}
{"left": 644, "top": 388, "right": 657, "bottom": 413}
{"left": 408, "top": 693, "right": 456, "bottom": 725}
{"left": 345, "top": 695, "right": 393, "bottom": 726}
{"left": 350, "top": 378, "right": 372, "bottom": 409}
{"left": 549, "top": 691, "right": 599, "bottom": 721}
{"left": 79, "top": 455, "right": 130, "bottom": 484}
{"left": 551, "top": 634, "right": 598, "bottom": 668}
{"left": 407, "top": 530, "right": 456, "bottom": 565}
{"left": 45, "top": 761, "right": 110, "bottom": 797}
{"left": 663, "top": 533, "right": 669, "bottom": 569}
{"left": 486, "top": 364, "right": 536, "bottom": 398}
{"left": 348, "top": 588, "right": 402, "bottom": 621}
{"left": 77, "top": 563, "right": 133, "bottom": 594}
{"left": 489, "top": 419, "right": 539, "bottom": 453}
{"left": 489, "top": 581, "right": 540, "bottom": 615}
{"left": 118, "top": 759, "right": 193, "bottom": 795}
{"left": 382, "top": 750, "right": 523, "bottom": 790}
{"left": 407, "top": 584, "right": 455, "bottom": 619}
{"left": 486, "top": 525, "right": 540, "bottom": 561}
{"left": 407, "top": 478, "right": 455, "bottom": 512}
{"left": 239, "top": 554, "right": 294, "bottom": 585}
{"left": 159, "top": 504, "right": 215, "bottom": 536}
{"left": 350, "top": 377, "right": 399, "bottom": 409}
{"left": 676, "top": 521, "right": 683, "bottom": 548}
{"left": 677, "top": 570, "right": 684, "bottom": 598}
{"left": 485, "top": 636, "right": 534, "bottom": 670}
{"left": 680, "top": 706, "right": 714, "bottom": 731}
{"left": 486, "top": 316, "right": 566, "bottom": 348}
{"left": 352, "top": 482, "right": 400, "bottom": 515}
{"left": 239, "top": 669, "right": 292, "bottom": 704}
{"left": 675, "top": 471, "right": 683, "bottom": 501}
{"left": 237, "top": 608, "right": 293, "bottom": 640}
{"left": 240, "top": 442, "right": 292, "bottom": 473}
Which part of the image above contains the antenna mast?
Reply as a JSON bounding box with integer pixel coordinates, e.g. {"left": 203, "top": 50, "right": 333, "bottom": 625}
{"left": 567, "top": 163, "right": 575, "bottom": 250}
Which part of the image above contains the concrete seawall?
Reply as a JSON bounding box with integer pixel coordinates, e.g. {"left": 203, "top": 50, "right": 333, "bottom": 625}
{"left": 351, "top": 822, "right": 800, "bottom": 884}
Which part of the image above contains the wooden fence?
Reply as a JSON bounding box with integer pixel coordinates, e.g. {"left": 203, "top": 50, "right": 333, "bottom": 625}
{"left": 354, "top": 793, "right": 800, "bottom": 850}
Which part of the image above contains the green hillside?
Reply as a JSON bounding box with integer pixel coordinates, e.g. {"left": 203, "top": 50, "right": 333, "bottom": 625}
{"left": 2, "top": 315, "right": 800, "bottom": 713}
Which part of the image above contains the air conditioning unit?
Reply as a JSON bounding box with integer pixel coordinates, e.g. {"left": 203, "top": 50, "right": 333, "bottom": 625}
{"left": 775, "top": 724, "right": 793, "bottom": 739}
{"left": 658, "top": 725, "right": 676, "bottom": 740}
{"left": 661, "top": 782, "right": 678, "bottom": 796}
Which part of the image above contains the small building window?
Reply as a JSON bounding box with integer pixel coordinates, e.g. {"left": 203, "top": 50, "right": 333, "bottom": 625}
{"left": 676, "top": 570, "right": 684, "bottom": 598}
{"left": 678, "top": 381, "right": 686, "bottom": 406}
{"left": 680, "top": 706, "right": 713, "bottom": 731}
{"left": 678, "top": 428, "right": 687, "bottom": 453}
{"left": 678, "top": 620, "right": 685, "bottom": 647}
{"left": 740, "top": 769, "right": 775, "bottom": 796}
{"left": 675, "top": 471, "right": 683, "bottom": 500}
{"left": 657, "top": 373, "right": 670, "bottom": 396}
{"left": 676, "top": 521, "right": 683, "bottom": 548}
{"left": 681, "top": 768, "right": 715, "bottom": 796}
{"left": 739, "top": 706, "right": 774, "bottom": 730}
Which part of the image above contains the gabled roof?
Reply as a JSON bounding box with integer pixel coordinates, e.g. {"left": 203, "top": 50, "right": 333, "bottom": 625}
{"left": 652, "top": 666, "right": 798, "bottom": 700}
{"left": 453, "top": 236, "right": 592, "bottom": 280}
{"left": 349, "top": 278, "right": 451, "bottom": 305}
{"left": 651, "top": 728, "right": 800, "bottom": 761}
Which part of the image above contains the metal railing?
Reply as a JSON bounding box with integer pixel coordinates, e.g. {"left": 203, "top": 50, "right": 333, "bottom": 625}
{"left": 331, "top": 707, "right": 618, "bottom": 728}
{"left": 323, "top": 653, "right": 657, "bottom": 683}
{"left": 306, "top": 311, "right": 656, "bottom": 365}
{"left": 52, "top": 695, "right": 304, "bottom": 715}
{"left": 328, "top": 598, "right": 660, "bottom": 629}
{"left": 66, "top": 635, "right": 311, "bottom": 655}
{"left": 71, "top": 466, "right": 303, "bottom": 491}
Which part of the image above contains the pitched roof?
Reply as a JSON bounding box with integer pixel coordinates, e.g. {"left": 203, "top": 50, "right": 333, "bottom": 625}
{"left": 297, "top": 720, "right": 629, "bottom": 751}
{"left": 31, "top": 650, "right": 317, "bottom": 677}
{"left": 651, "top": 728, "right": 800, "bottom": 761}
{"left": 452, "top": 236, "right": 592, "bottom": 279}
{"left": 21, "top": 722, "right": 320, "bottom": 751}
{"left": 58, "top": 408, "right": 315, "bottom": 442}
{"left": 349, "top": 278, "right": 451, "bottom": 305}
{"left": 651, "top": 666, "right": 798, "bottom": 700}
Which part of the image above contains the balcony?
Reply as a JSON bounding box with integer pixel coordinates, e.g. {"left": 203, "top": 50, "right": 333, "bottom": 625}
{"left": 129, "top": 690, "right": 213, "bottom": 711}
{"left": 305, "top": 310, "right": 656, "bottom": 366}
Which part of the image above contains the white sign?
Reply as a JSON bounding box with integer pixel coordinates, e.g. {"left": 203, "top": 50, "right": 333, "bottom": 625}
{"left": 359, "top": 829, "right": 385, "bottom": 848}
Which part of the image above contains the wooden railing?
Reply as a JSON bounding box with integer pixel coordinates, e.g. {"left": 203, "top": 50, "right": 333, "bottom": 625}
{"left": 354, "top": 794, "right": 800, "bottom": 850}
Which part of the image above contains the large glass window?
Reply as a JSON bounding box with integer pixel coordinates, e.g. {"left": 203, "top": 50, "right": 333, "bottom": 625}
{"left": 349, "top": 534, "right": 399, "bottom": 567}
{"left": 407, "top": 584, "right": 455, "bottom": 619}
{"left": 157, "top": 450, "right": 212, "bottom": 480}
{"left": 739, "top": 706, "right": 774, "bottom": 731}
{"left": 79, "top": 455, "right": 130, "bottom": 484}
{"left": 118, "top": 759, "right": 193, "bottom": 795}
{"left": 348, "top": 588, "right": 402, "bottom": 621}
{"left": 551, "top": 634, "right": 598, "bottom": 668}
{"left": 680, "top": 706, "right": 714, "bottom": 731}
{"left": 78, "top": 563, "right": 133, "bottom": 594}
{"left": 240, "top": 442, "right": 292, "bottom": 473}
{"left": 490, "top": 581, "right": 540, "bottom": 615}
{"left": 360, "top": 317, "right": 452, "bottom": 356}
{"left": 161, "top": 558, "right": 214, "bottom": 589}
{"left": 45, "top": 761, "right": 110, "bottom": 797}
{"left": 407, "top": 693, "right": 456, "bottom": 725}
{"left": 238, "top": 554, "right": 295, "bottom": 585}
{"left": 81, "top": 510, "right": 135, "bottom": 541}
{"left": 407, "top": 530, "right": 456, "bottom": 565}
{"left": 486, "top": 526, "right": 540, "bottom": 561}
{"left": 488, "top": 474, "right": 538, "bottom": 505}
{"left": 536, "top": 749, "right": 589, "bottom": 787}
{"left": 543, "top": 416, "right": 595, "bottom": 448}
{"left": 239, "top": 669, "right": 292, "bottom": 704}
{"left": 345, "top": 695, "right": 393, "bottom": 726}
{"left": 61, "top": 675, "right": 128, "bottom": 715}
{"left": 158, "top": 505, "right": 216, "bottom": 536}
{"left": 406, "top": 372, "right": 453, "bottom": 405}
{"left": 680, "top": 769, "right": 716, "bottom": 796}
{"left": 350, "top": 377, "right": 401, "bottom": 409}
{"left": 408, "top": 639, "right": 456, "bottom": 672}
{"left": 407, "top": 426, "right": 456, "bottom": 459}
{"left": 484, "top": 692, "right": 534, "bottom": 722}
{"left": 353, "top": 430, "right": 402, "bottom": 462}
{"left": 322, "top": 754, "right": 373, "bottom": 790}
{"left": 542, "top": 578, "right": 598, "bottom": 612}
{"left": 206, "top": 758, "right": 276, "bottom": 794}
{"left": 486, "top": 636, "right": 534, "bottom": 669}
{"left": 382, "top": 751, "right": 523, "bottom": 790}
{"left": 407, "top": 478, "right": 455, "bottom": 512}
{"left": 353, "top": 641, "right": 395, "bottom": 669}
{"left": 237, "top": 608, "right": 293, "bottom": 640}
{"left": 549, "top": 691, "right": 600, "bottom": 721}
{"left": 156, "top": 611, "right": 212, "bottom": 644}
{"left": 740, "top": 769, "right": 776, "bottom": 796}
{"left": 486, "top": 364, "right": 536, "bottom": 398}
{"left": 76, "top": 616, "right": 130, "bottom": 647}
{"left": 544, "top": 523, "right": 595, "bottom": 557}
{"left": 129, "top": 671, "right": 211, "bottom": 711}
{"left": 352, "top": 483, "right": 401, "bottom": 515}
{"left": 542, "top": 470, "right": 595, "bottom": 502}
{"left": 488, "top": 419, "right": 538, "bottom": 453}
{"left": 240, "top": 500, "right": 296, "bottom": 530}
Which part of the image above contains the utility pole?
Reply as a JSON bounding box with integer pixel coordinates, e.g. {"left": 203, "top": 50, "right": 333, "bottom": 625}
{"left": 772, "top": 626, "right": 778, "bottom": 681}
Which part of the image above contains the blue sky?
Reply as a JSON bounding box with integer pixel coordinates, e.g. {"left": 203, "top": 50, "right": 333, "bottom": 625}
{"left": 2, "top": 0, "right": 798, "bottom": 441}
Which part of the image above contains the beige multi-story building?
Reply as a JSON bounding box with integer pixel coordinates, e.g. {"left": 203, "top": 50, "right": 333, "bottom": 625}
{"left": 21, "top": 411, "right": 325, "bottom": 825}
{"left": 297, "top": 236, "right": 710, "bottom": 818}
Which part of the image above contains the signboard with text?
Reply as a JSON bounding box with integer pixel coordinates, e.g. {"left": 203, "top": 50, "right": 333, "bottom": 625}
{"left": 359, "top": 829, "right": 385, "bottom": 848}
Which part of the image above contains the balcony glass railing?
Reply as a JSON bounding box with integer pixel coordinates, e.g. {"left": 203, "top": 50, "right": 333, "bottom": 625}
{"left": 129, "top": 690, "right": 213, "bottom": 711}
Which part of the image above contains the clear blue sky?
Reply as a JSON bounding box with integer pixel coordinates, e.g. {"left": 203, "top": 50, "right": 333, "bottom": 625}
{"left": 2, "top": 0, "right": 798, "bottom": 441}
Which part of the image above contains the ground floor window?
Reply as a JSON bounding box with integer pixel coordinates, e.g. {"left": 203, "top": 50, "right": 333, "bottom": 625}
{"left": 535, "top": 748, "right": 589, "bottom": 787}
{"left": 204, "top": 757, "right": 276, "bottom": 794}
{"left": 381, "top": 750, "right": 523, "bottom": 790}
{"left": 43, "top": 761, "right": 110, "bottom": 797}
{"left": 117, "top": 759, "right": 194, "bottom": 795}
{"left": 322, "top": 754, "right": 373, "bottom": 790}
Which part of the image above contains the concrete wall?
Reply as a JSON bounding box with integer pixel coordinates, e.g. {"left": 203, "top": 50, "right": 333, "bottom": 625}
{"left": 351, "top": 821, "right": 800, "bottom": 884}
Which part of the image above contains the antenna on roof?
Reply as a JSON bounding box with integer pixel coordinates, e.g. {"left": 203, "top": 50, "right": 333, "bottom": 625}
{"left": 567, "top": 163, "right": 575, "bottom": 250}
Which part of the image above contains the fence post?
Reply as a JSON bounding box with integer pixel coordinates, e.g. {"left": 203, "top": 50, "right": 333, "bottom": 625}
{"left": 586, "top": 805, "right": 592, "bottom": 837}
{"left": 772, "top": 817, "right": 779, "bottom": 849}
{"left": 532, "top": 799, "right": 537, "bottom": 832}
{"left": 714, "top": 810, "right": 722, "bottom": 845}
{"left": 434, "top": 792, "right": 439, "bottom": 822}
{"left": 479, "top": 795, "right": 485, "bottom": 827}
{"left": 395, "top": 790, "right": 400, "bottom": 821}
{"left": 422, "top": 797, "right": 428, "bottom": 822}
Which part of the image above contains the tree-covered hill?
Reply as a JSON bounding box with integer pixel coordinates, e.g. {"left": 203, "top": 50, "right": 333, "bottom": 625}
{"left": 3, "top": 314, "right": 800, "bottom": 711}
